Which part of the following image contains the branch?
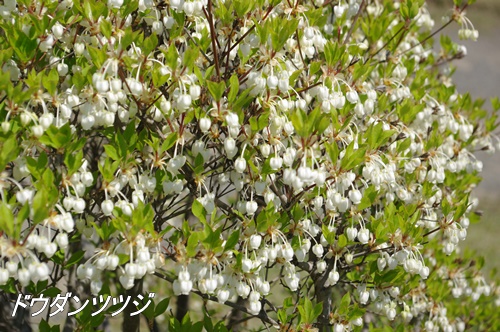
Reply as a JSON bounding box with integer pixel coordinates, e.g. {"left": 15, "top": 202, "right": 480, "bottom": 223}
{"left": 204, "top": 0, "right": 221, "bottom": 80}
{"left": 343, "top": 0, "right": 365, "bottom": 46}
{"left": 153, "top": 272, "right": 279, "bottom": 326}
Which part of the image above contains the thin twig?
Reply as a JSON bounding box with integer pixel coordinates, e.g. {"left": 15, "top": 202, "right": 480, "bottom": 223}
{"left": 343, "top": 0, "right": 366, "bottom": 45}
{"left": 204, "top": 0, "right": 221, "bottom": 79}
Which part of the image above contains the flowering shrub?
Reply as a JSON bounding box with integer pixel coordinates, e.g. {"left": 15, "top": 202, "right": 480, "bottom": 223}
{"left": 1, "top": 0, "right": 500, "bottom": 330}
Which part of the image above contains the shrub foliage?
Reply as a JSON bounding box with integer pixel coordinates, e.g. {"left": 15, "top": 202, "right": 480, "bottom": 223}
{"left": 0, "top": 0, "right": 499, "bottom": 331}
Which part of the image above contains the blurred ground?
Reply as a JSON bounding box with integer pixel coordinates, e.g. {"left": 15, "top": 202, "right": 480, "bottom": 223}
{"left": 429, "top": 2, "right": 500, "bottom": 274}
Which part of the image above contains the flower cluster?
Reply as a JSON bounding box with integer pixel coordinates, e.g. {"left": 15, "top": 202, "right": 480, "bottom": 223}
{"left": 0, "top": 0, "right": 499, "bottom": 331}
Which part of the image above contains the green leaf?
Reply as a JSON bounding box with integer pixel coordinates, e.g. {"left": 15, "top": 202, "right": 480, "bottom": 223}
{"left": 227, "top": 74, "right": 240, "bottom": 103}
{"left": 366, "top": 121, "right": 395, "bottom": 150}
{"left": 43, "top": 286, "right": 62, "bottom": 298}
{"left": 290, "top": 109, "right": 309, "bottom": 137}
{"left": 312, "top": 301, "right": 323, "bottom": 323}
{"left": 269, "top": 17, "right": 298, "bottom": 51}
{"left": 322, "top": 225, "right": 336, "bottom": 245}
{"left": 166, "top": 43, "right": 179, "bottom": 71}
{"left": 143, "top": 34, "right": 158, "bottom": 55}
{"left": 104, "top": 145, "right": 119, "bottom": 161}
{"left": 9, "top": 29, "right": 37, "bottom": 62}
{"left": 338, "top": 234, "right": 348, "bottom": 248}
{"left": 339, "top": 292, "right": 351, "bottom": 314}
{"left": 100, "top": 19, "right": 112, "bottom": 39}
{"left": 44, "top": 68, "right": 59, "bottom": 95}
{"left": 185, "top": 231, "right": 200, "bottom": 257}
{"left": 192, "top": 199, "right": 207, "bottom": 223}
{"left": 32, "top": 189, "right": 50, "bottom": 224}
{"left": 277, "top": 309, "right": 289, "bottom": 325}
{"left": 309, "top": 61, "right": 322, "bottom": 76}
{"left": 39, "top": 123, "right": 73, "bottom": 149}
{"left": 224, "top": 230, "right": 240, "bottom": 251}
{"left": 492, "top": 97, "right": 500, "bottom": 111}
{"left": 99, "top": 158, "right": 120, "bottom": 182}
{"left": 131, "top": 202, "right": 156, "bottom": 234}
{"left": 453, "top": 195, "right": 469, "bottom": 221}
{"left": 347, "top": 304, "right": 365, "bottom": 320}
{"left": 193, "top": 153, "right": 205, "bottom": 175}
{"left": 141, "top": 297, "right": 155, "bottom": 320}
{"left": 298, "top": 298, "right": 322, "bottom": 325}
{"left": 202, "top": 226, "right": 223, "bottom": 250}
{"left": 207, "top": 80, "right": 226, "bottom": 102}
{"left": 249, "top": 112, "right": 269, "bottom": 132}
{"left": 358, "top": 186, "right": 378, "bottom": 210}
{"left": 324, "top": 41, "right": 338, "bottom": 67}
{"left": 39, "top": 319, "right": 51, "bottom": 332}
{"left": 87, "top": 45, "right": 107, "bottom": 69}
{"left": 182, "top": 45, "right": 200, "bottom": 70}
{"left": 0, "top": 135, "right": 19, "bottom": 170}
{"left": 64, "top": 150, "right": 84, "bottom": 175}
{"left": 25, "top": 153, "right": 48, "bottom": 180}
{"left": 65, "top": 251, "right": 85, "bottom": 269}
{"left": 234, "top": 0, "right": 253, "bottom": 16}
{"left": 161, "top": 132, "right": 178, "bottom": 153}
{"left": 326, "top": 141, "right": 339, "bottom": 164}
{"left": 400, "top": 2, "right": 410, "bottom": 20}
{"left": 155, "top": 297, "right": 170, "bottom": 317}
{"left": 15, "top": 204, "right": 30, "bottom": 239}
{"left": 83, "top": 0, "right": 93, "bottom": 19}
{"left": 340, "top": 142, "right": 366, "bottom": 171}
{"left": 232, "top": 86, "right": 253, "bottom": 112}
{"left": 312, "top": 108, "right": 329, "bottom": 135}
{"left": 0, "top": 201, "right": 15, "bottom": 238}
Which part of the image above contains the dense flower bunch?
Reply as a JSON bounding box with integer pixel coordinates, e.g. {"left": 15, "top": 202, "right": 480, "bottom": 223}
{"left": 0, "top": 0, "right": 499, "bottom": 330}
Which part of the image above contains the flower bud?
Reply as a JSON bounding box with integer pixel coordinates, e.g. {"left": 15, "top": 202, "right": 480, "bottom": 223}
{"left": 281, "top": 245, "right": 294, "bottom": 261}
{"left": 190, "top": 85, "right": 201, "bottom": 99}
{"left": 357, "top": 228, "right": 370, "bottom": 244}
{"left": 119, "top": 275, "right": 135, "bottom": 290}
{"left": 242, "top": 258, "right": 253, "bottom": 273}
{"left": 377, "top": 257, "right": 387, "bottom": 271}
{"left": 270, "top": 156, "right": 283, "bottom": 170}
{"left": 248, "top": 300, "right": 262, "bottom": 315}
{"left": 260, "top": 144, "right": 271, "bottom": 157}
{"left": 266, "top": 75, "right": 278, "bottom": 89}
{"left": 107, "top": 255, "right": 119, "bottom": 270}
{"left": 312, "top": 244, "right": 324, "bottom": 257}
{"left": 108, "top": 0, "right": 124, "bottom": 8}
{"left": 18, "top": 268, "right": 31, "bottom": 287}
{"left": 348, "top": 189, "right": 362, "bottom": 205}
{"left": 234, "top": 157, "right": 246, "bottom": 173}
{"left": 206, "top": 277, "right": 218, "bottom": 294}
{"left": 199, "top": 117, "right": 211, "bottom": 133}
{"left": 249, "top": 234, "right": 262, "bottom": 250}
{"left": 346, "top": 227, "right": 358, "bottom": 241}
{"left": 316, "top": 260, "right": 327, "bottom": 273}
{"left": 346, "top": 90, "right": 359, "bottom": 103}
{"left": 236, "top": 281, "right": 250, "bottom": 298}
{"left": 44, "top": 242, "right": 58, "bottom": 258}
{"left": 125, "top": 263, "right": 138, "bottom": 278}
{"left": 56, "top": 233, "right": 69, "bottom": 250}
{"left": 91, "top": 280, "right": 103, "bottom": 295}
{"left": 359, "top": 289, "right": 369, "bottom": 304}
{"left": 96, "top": 256, "right": 108, "bottom": 270}
{"left": 212, "top": 288, "right": 229, "bottom": 304}
{"left": 0, "top": 268, "right": 10, "bottom": 285}
{"left": 345, "top": 253, "right": 353, "bottom": 264}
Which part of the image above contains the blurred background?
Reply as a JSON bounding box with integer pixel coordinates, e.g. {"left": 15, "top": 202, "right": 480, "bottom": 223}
{"left": 430, "top": 0, "right": 500, "bottom": 275}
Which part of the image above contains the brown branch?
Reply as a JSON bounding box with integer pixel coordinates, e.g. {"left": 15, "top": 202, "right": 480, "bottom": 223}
{"left": 153, "top": 272, "right": 279, "bottom": 326}
{"left": 204, "top": 0, "right": 221, "bottom": 80}
{"left": 343, "top": 0, "right": 366, "bottom": 45}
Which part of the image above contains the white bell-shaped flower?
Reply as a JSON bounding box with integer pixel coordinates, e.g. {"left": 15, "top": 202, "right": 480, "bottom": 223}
{"left": 234, "top": 157, "right": 247, "bottom": 173}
